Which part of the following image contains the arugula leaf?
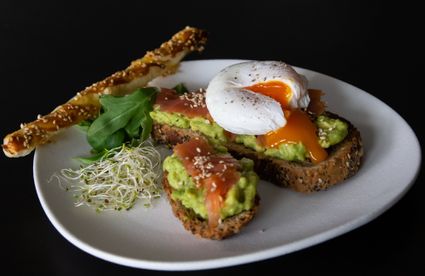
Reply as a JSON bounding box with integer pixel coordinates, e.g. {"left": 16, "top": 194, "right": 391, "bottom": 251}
{"left": 103, "top": 129, "right": 126, "bottom": 149}
{"left": 125, "top": 106, "right": 147, "bottom": 138}
{"left": 173, "top": 83, "right": 189, "bottom": 94}
{"left": 86, "top": 87, "right": 158, "bottom": 151}
{"left": 87, "top": 102, "right": 138, "bottom": 151}
{"left": 140, "top": 110, "right": 153, "bottom": 141}
{"left": 100, "top": 90, "right": 146, "bottom": 111}
{"left": 124, "top": 108, "right": 143, "bottom": 138}
{"left": 140, "top": 88, "right": 158, "bottom": 140}
{"left": 124, "top": 88, "right": 157, "bottom": 138}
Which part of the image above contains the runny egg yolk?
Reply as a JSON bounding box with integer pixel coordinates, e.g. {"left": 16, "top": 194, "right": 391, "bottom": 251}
{"left": 245, "top": 80, "right": 293, "bottom": 108}
{"left": 258, "top": 109, "right": 328, "bottom": 163}
{"left": 245, "top": 81, "right": 328, "bottom": 163}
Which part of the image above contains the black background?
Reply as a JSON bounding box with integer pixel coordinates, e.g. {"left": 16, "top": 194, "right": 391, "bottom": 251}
{"left": 1, "top": 1, "right": 423, "bottom": 274}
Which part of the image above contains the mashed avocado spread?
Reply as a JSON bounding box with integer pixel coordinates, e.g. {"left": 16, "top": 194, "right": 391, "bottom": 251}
{"left": 151, "top": 108, "right": 348, "bottom": 162}
{"left": 163, "top": 155, "right": 258, "bottom": 220}
{"left": 150, "top": 107, "right": 227, "bottom": 150}
{"left": 316, "top": 115, "right": 349, "bottom": 148}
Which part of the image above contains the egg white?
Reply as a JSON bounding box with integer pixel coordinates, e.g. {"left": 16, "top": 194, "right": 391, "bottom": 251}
{"left": 205, "top": 61, "right": 310, "bottom": 135}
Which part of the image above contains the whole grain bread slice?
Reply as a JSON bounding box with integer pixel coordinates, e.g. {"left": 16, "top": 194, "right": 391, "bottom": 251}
{"left": 153, "top": 112, "right": 363, "bottom": 193}
{"left": 163, "top": 173, "right": 260, "bottom": 240}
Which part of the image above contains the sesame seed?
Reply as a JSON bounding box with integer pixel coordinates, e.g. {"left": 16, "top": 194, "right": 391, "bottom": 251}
{"left": 179, "top": 89, "right": 206, "bottom": 109}
{"left": 210, "top": 182, "right": 217, "bottom": 192}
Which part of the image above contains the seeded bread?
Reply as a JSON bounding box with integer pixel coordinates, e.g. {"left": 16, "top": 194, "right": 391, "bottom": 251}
{"left": 163, "top": 173, "right": 260, "bottom": 240}
{"left": 153, "top": 113, "right": 363, "bottom": 193}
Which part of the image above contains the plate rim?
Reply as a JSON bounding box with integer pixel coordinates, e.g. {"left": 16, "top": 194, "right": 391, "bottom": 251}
{"left": 33, "top": 59, "right": 422, "bottom": 271}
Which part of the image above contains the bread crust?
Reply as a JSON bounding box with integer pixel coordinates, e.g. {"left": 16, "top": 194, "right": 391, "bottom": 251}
{"left": 163, "top": 173, "right": 259, "bottom": 240}
{"left": 3, "top": 27, "right": 207, "bottom": 158}
{"left": 153, "top": 113, "right": 363, "bottom": 193}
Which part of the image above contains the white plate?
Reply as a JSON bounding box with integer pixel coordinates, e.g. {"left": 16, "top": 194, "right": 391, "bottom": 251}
{"left": 33, "top": 59, "right": 421, "bottom": 270}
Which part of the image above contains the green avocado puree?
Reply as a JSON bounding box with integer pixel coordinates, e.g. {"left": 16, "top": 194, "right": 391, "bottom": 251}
{"left": 163, "top": 155, "right": 258, "bottom": 220}
{"left": 151, "top": 108, "right": 348, "bottom": 162}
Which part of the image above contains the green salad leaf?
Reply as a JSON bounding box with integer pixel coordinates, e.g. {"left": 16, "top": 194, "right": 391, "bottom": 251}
{"left": 87, "top": 102, "right": 138, "bottom": 151}
{"left": 124, "top": 88, "right": 157, "bottom": 138}
{"left": 86, "top": 87, "right": 158, "bottom": 152}
{"left": 103, "top": 129, "right": 126, "bottom": 149}
{"left": 140, "top": 110, "right": 153, "bottom": 141}
{"left": 173, "top": 83, "right": 189, "bottom": 94}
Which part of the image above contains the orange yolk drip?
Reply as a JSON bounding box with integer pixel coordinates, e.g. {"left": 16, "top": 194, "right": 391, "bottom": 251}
{"left": 245, "top": 81, "right": 328, "bottom": 164}
{"left": 258, "top": 110, "right": 327, "bottom": 163}
{"left": 245, "top": 80, "right": 292, "bottom": 108}
{"left": 307, "top": 89, "right": 326, "bottom": 115}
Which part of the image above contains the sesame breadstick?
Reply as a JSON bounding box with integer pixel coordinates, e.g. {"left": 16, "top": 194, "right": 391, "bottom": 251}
{"left": 3, "top": 26, "right": 207, "bottom": 157}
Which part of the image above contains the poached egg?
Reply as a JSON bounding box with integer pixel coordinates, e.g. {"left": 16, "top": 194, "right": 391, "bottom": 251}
{"left": 205, "top": 61, "right": 310, "bottom": 135}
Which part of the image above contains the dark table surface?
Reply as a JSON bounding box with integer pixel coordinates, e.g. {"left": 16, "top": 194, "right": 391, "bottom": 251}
{"left": 1, "top": 1, "right": 423, "bottom": 274}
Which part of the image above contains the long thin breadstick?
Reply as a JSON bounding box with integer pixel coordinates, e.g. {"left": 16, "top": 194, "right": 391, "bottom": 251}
{"left": 3, "top": 26, "right": 207, "bottom": 158}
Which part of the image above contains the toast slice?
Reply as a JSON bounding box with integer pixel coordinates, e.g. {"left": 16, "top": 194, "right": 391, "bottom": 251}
{"left": 163, "top": 172, "right": 260, "bottom": 240}
{"left": 153, "top": 113, "right": 363, "bottom": 193}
